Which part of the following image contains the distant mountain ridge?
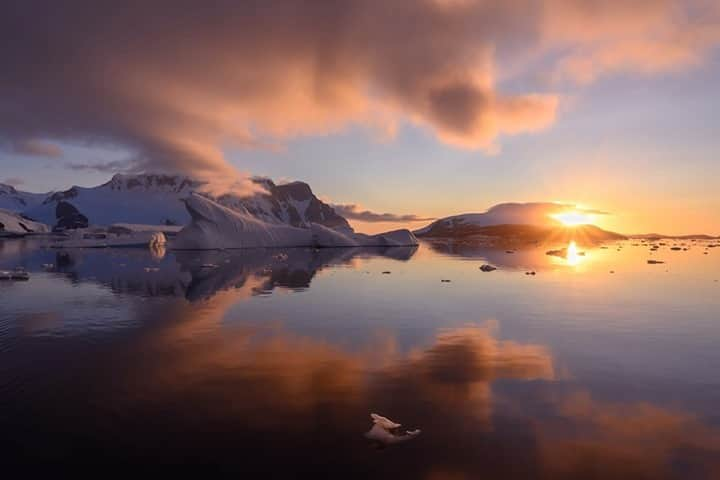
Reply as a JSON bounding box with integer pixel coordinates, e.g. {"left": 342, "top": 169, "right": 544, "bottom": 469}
{"left": 414, "top": 204, "right": 627, "bottom": 243}
{"left": 0, "top": 183, "right": 46, "bottom": 211}
{"left": 1, "top": 173, "right": 351, "bottom": 232}
{"left": 629, "top": 233, "right": 720, "bottom": 240}
{"left": 3, "top": 179, "right": 717, "bottom": 239}
{"left": 416, "top": 222, "right": 626, "bottom": 244}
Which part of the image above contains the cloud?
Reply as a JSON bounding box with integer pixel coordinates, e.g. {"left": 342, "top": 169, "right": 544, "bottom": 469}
{"left": 0, "top": 0, "right": 717, "bottom": 186}
{"left": 332, "top": 204, "right": 435, "bottom": 223}
{"left": 576, "top": 207, "right": 610, "bottom": 215}
{"left": 65, "top": 160, "right": 135, "bottom": 174}
{"left": 544, "top": 0, "right": 720, "bottom": 84}
{"left": 2, "top": 177, "right": 25, "bottom": 187}
{"left": 6, "top": 139, "right": 63, "bottom": 158}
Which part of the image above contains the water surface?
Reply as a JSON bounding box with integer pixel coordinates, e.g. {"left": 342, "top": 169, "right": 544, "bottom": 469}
{"left": 1, "top": 238, "right": 719, "bottom": 477}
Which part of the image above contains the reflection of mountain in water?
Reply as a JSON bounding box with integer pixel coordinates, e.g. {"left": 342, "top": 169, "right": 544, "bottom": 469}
{"left": 426, "top": 240, "right": 553, "bottom": 271}
{"left": 0, "top": 239, "right": 416, "bottom": 302}
{"left": 176, "top": 246, "right": 417, "bottom": 302}
{"left": 426, "top": 238, "right": 609, "bottom": 271}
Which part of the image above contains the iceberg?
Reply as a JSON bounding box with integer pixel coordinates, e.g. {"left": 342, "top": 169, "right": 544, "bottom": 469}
{"left": 172, "top": 194, "right": 418, "bottom": 250}
{"left": 172, "top": 193, "right": 315, "bottom": 250}
{"left": 0, "top": 208, "right": 49, "bottom": 236}
{"left": 364, "top": 413, "right": 421, "bottom": 447}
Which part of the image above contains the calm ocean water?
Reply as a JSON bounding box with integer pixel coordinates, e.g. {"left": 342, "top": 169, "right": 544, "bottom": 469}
{"left": 1, "top": 238, "right": 719, "bottom": 477}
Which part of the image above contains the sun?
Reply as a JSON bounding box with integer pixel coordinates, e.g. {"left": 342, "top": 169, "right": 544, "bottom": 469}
{"left": 552, "top": 211, "right": 592, "bottom": 227}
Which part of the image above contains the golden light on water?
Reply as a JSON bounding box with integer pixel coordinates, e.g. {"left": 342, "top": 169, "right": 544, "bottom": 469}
{"left": 566, "top": 240, "right": 581, "bottom": 266}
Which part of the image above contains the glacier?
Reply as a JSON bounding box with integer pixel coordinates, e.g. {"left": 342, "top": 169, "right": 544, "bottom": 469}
{"left": 172, "top": 193, "right": 418, "bottom": 250}
{"left": 0, "top": 209, "right": 49, "bottom": 236}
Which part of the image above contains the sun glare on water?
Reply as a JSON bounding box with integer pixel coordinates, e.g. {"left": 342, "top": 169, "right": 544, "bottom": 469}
{"left": 566, "top": 240, "right": 581, "bottom": 266}
{"left": 552, "top": 211, "right": 592, "bottom": 227}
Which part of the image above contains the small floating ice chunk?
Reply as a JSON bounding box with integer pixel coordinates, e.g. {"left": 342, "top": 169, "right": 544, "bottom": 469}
{"left": 365, "top": 413, "right": 421, "bottom": 446}
{"left": 0, "top": 269, "right": 30, "bottom": 281}
{"left": 371, "top": 413, "right": 401, "bottom": 429}
{"left": 546, "top": 248, "right": 567, "bottom": 258}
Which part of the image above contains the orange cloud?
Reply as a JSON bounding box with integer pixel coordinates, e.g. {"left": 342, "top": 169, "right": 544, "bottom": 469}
{"left": 0, "top": 0, "right": 717, "bottom": 182}
{"left": 544, "top": 0, "right": 720, "bottom": 84}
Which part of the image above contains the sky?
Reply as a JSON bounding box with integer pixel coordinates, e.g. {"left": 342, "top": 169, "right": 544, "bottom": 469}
{"left": 1, "top": 0, "right": 719, "bottom": 235}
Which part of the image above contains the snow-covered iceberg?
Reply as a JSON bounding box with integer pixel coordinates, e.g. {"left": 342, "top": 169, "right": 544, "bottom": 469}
{"left": 172, "top": 193, "right": 418, "bottom": 250}
{"left": 0, "top": 209, "right": 49, "bottom": 236}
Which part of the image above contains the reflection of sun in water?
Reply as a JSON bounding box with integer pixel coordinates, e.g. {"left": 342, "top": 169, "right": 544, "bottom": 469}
{"left": 566, "top": 241, "right": 581, "bottom": 266}
{"left": 552, "top": 211, "right": 592, "bottom": 226}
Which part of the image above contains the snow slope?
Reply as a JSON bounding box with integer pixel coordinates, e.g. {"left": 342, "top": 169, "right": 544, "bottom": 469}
{"left": 20, "top": 174, "right": 353, "bottom": 232}
{"left": 0, "top": 209, "right": 49, "bottom": 236}
{"left": 23, "top": 174, "right": 196, "bottom": 227}
{"left": 0, "top": 183, "right": 46, "bottom": 211}
{"left": 173, "top": 194, "right": 418, "bottom": 250}
{"left": 414, "top": 202, "right": 568, "bottom": 236}
{"left": 218, "top": 178, "right": 352, "bottom": 230}
{"left": 173, "top": 193, "right": 315, "bottom": 249}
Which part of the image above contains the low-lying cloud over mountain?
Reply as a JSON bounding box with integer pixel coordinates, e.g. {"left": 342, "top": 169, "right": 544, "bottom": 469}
{"left": 2, "top": 177, "right": 25, "bottom": 187}
{"left": 7, "top": 139, "right": 63, "bottom": 158}
{"left": 331, "top": 204, "right": 435, "bottom": 223}
{"left": 2, "top": 0, "right": 717, "bottom": 190}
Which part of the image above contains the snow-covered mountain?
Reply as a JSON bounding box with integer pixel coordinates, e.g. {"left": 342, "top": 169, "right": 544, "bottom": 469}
{"left": 22, "top": 174, "right": 197, "bottom": 228}
{"left": 0, "top": 183, "right": 46, "bottom": 211}
{"left": 173, "top": 193, "right": 418, "bottom": 250}
{"left": 217, "top": 178, "right": 351, "bottom": 231}
{"left": 415, "top": 203, "right": 625, "bottom": 242}
{"left": 15, "top": 173, "right": 352, "bottom": 232}
{"left": 414, "top": 203, "right": 566, "bottom": 236}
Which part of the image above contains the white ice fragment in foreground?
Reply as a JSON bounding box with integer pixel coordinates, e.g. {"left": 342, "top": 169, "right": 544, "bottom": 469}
{"left": 370, "top": 413, "right": 401, "bottom": 430}
{"left": 365, "top": 413, "right": 421, "bottom": 446}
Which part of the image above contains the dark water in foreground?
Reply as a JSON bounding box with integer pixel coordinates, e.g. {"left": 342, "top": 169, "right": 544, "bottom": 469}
{"left": 1, "top": 238, "right": 720, "bottom": 478}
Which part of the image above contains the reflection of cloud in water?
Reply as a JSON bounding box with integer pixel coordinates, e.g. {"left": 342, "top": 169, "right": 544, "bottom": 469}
{"left": 17, "top": 312, "right": 62, "bottom": 334}
{"left": 6, "top": 288, "right": 720, "bottom": 477}
{"left": 396, "top": 323, "right": 554, "bottom": 425}
{"left": 538, "top": 391, "right": 720, "bottom": 479}
{"left": 134, "top": 299, "right": 720, "bottom": 476}
{"left": 130, "top": 311, "right": 554, "bottom": 435}
{"left": 111, "top": 306, "right": 720, "bottom": 476}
